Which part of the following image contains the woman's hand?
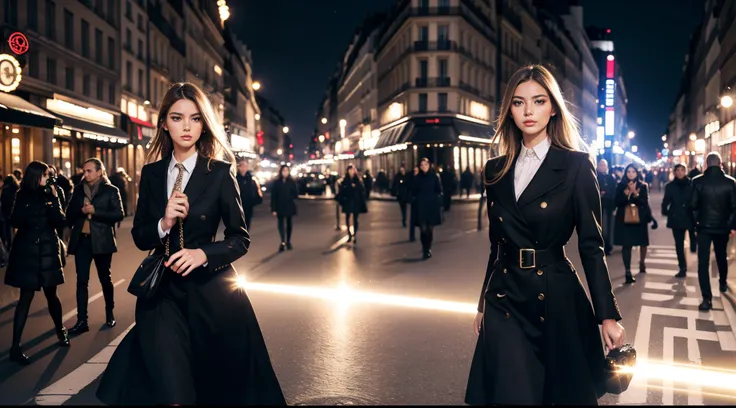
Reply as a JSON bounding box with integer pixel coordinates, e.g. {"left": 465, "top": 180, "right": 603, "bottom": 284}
{"left": 473, "top": 312, "right": 483, "bottom": 336}
{"left": 50, "top": 185, "right": 58, "bottom": 197}
{"left": 162, "top": 191, "right": 189, "bottom": 230}
{"left": 166, "top": 248, "right": 207, "bottom": 276}
{"left": 601, "top": 319, "right": 625, "bottom": 350}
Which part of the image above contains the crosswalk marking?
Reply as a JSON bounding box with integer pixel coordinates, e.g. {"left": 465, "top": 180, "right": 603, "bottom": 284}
{"left": 645, "top": 281, "right": 696, "bottom": 292}
{"left": 34, "top": 323, "right": 134, "bottom": 406}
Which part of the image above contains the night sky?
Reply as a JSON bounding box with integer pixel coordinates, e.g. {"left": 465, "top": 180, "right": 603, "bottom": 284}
{"left": 231, "top": 0, "right": 704, "bottom": 161}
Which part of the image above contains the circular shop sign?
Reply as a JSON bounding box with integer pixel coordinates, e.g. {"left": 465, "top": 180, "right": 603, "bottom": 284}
{"left": 8, "top": 32, "right": 29, "bottom": 55}
{"left": 0, "top": 54, "right": 22, "bottom": 92}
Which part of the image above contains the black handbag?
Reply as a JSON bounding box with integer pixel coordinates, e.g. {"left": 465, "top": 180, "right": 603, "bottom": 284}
{"left": 602, "top": 343, "right": 637, "bottom": 394}
{"left": 127, "top": 219, "right": 183, "bottom": 300}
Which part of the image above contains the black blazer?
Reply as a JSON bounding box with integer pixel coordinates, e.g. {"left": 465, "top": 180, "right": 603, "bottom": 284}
{"left": 67, "top": 180, "right": 124, "bottom": 255}
{"left": 132, "top": 155, "right": 249, "bottom": 274}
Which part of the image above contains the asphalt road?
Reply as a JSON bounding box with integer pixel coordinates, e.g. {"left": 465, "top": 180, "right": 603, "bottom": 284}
{"left": 0, "top": 190, "right": 735, "bottom": 405}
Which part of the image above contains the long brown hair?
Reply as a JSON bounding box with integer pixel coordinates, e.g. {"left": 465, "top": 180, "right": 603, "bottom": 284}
{"left": 145, "top": 82, "right": 235, "bottom": 166}
{"left": 486, "top": 65, "right": 580, "bottom": 185}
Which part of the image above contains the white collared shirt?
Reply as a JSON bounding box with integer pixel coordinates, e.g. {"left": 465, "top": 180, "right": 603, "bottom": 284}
{"left": 514, "top": 138, "right": 551, "bottom": 201}
{"left": 157, "top": 151, "right": 198, "bottom": 238}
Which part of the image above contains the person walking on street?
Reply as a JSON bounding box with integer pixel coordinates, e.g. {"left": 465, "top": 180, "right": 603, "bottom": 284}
{"left": 66, "top": 158, "right": 124, "bottom": 334}
{"left": 236, "top": 158, "right": 263, "bottom": 230}
{"left": 662, "top": 164, "right": 695, "bottom": 278}
{"left": 1, "top": 174, "right": 19, "bottom": 247}
{"left": 440, "top": 165, "right": 457, "bottom": 211}
{"left": 270, "top": 164, "right": 298, "bottom": 251}
{"left": 689, "top": 152, "right": 736, "bottom": 311}
{"left": 391, "top": 165, "right": 411, "bottom": 227}
{"left": 460, "top": 167, "right": 474, "bottom": 198}
{"left": 4, "top": 161, "right": 70, "bottom": 364}
{"left": 614, "top": 164, "right": 652, "bottom": 284}
{"left": 597, "top": 159, "right": 617, "bottom": 256}
{"left": 363, "top": 169, "right": 373, "bottom": 199}
{"left": 337, "top": 164, "right": 368, "bottom": 244}
{"left": 466, "top": 65, "right": 624, "bottom": 405}
{"left": 409, "top": 165, "right": 419, "bottom": 242}
{"left": 412, "top": 158, "right": 443, "bottom": 259}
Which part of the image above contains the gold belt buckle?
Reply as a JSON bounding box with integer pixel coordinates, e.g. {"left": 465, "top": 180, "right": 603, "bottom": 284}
{"left": 519, "top": 248, "right": 536, "bottom": 269}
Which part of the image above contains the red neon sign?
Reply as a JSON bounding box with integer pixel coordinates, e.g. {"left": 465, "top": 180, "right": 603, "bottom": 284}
{"left": 425, "top": 118, "right": 440, "bottom": 124}
{"left": 8, "top": 32, "right": 29, "bottom": 55}
{"left": 606, "top": 56, "right": 615, "bottom": 79}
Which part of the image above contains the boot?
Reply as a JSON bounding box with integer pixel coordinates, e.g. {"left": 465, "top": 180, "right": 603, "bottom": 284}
{"left": 675, "top": 270, "right": 686, "bottom": 278}
{"left": 68, "top": 320, "right": 89, "bottom": 335}
{"left": 625, "top": 271, "right": 636, "bottom": 284}
{"left": 278, "top": 242, "right": 286, "bottom": 252}
{"left": 9, "top": 345, "right": 30, "bottom": 365}
{"left": 56, "top": 327, "right": 70, "bottom": 347}
{"left": 105, "top": 309, "right": 116, "bottom": 328}
{"left": 639, "top": 261, "right": 646, "bottom": 274}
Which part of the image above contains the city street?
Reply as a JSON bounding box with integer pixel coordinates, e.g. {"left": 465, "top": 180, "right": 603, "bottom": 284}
{"left": 0, "top": 190, "right": 735, "bottom": 405}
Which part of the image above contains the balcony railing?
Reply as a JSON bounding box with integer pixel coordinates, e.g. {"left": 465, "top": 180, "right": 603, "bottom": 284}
{"left": 413, "top": 40, "right": 457, "bottom": 52}
{"left": 459, "top": 81, "right": 495, "bottom": 103}
{"left": 415, "top": 77, "right": 451, "bottom": 88}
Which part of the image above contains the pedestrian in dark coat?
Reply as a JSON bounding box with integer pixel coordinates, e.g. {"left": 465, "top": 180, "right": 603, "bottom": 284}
{"left": 465, "top": 65, "right": 624, "bottom": 406}
{"left": 0, "top": 174, "right": 19, "bottom": 247}
{"left": 96, "top": 82, "right": 285, "bottom": 405}
{"left": 337, "top": 165, "right": 367, "bottom": 244}
{"left": 270, "top": 164, "right": 298, "bottom": 251}
{"left": 412, "top": 158, "right": 443, "bottom": 259}
{"left": 613, "top": 164, "right": 651, "bottom": 283}
{"left": 391, "top": 165, "right": 411, "bottom": 227}
{"left": 4, "top": 161, "right": 70, "bottom": 364}
{"left": 236, "top": 159, "right": 263, "bottom": 230}
{"left": 662, "top": 163, "right": 695, "bottom": 277}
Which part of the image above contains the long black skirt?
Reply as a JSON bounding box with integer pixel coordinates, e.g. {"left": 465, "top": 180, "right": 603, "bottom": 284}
{"left": 96, "top": 268, "right": 286, "bottom": 405}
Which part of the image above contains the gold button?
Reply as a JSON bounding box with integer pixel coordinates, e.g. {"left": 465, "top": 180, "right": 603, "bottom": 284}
{"left": 540, "top": 316, "right": 545, "bottom": 322}
{"left": 499, "top": 217, "right": 503, "bottom": 222}
{"left": 503, "top": 268, "right": 508, "bottom": 274}
{"left": 537, "top": 270, "right": 543, "bottom": 276}
{"left": 540, "top": 201, "right": 547, "bottom": 209}
{"left": 505, "top": 312, "right": 510, "bottom": 318}
{"left": 200, "top": 215, "right": 206, "bottom": 221}
{"left": 538, "top": 293, "right": 545, "bottom": 301}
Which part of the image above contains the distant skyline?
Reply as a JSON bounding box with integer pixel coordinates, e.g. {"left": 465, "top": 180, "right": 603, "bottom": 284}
{"left": 231, "top": 0, "right": 704, "bottom": 161}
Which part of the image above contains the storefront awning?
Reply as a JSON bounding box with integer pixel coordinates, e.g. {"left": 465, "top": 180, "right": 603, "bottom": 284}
{"left": 0, "top": 92, "right": 61, "bottom": 129}
{"left": 374, "top": 121, "right": 414, "bottom": 150}
{"left": 55, "top": 113, "right": 129, "bottom": 145}
{"left": 408, "top": 124, "right": 457, "bottom": 145}
{"left": 454, "top": 119, "right": 494, "bottom": 141}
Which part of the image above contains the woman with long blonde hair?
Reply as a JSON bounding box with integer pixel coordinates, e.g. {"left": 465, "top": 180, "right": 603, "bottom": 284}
{"left": 465, "top": 65, "right": 626, "bottom": 405}
{"left": 96, "top": 82, "right": 285, "bottom": 405}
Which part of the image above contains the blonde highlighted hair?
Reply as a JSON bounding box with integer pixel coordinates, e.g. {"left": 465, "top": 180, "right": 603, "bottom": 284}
{"left": 486, "top": 65, "right": 581, "bottom": 185}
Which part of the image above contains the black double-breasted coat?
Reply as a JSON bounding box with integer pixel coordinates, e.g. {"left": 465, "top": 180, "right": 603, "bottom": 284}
{"left": 613, "top": 181, "right": 651, "bottom": 247}
{"left": 465, "top": 146, "right": 622, "bottom": 405}
{"left": 338, "top": 176, "right": 368, "bottom": 214}
{"left": 96, "top": 155, "right": 285, "bottom": 405}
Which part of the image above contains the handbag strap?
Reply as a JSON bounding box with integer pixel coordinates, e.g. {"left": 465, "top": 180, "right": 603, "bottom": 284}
{"left": 164, "top": 217, "right": 184, "bottom": 256}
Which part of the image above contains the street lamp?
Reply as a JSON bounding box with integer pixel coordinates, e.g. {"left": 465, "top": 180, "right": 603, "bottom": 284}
{"left": 632, "top": 145, "right": 638, "bottom": 153}
{"left": 627, "top": 131, "right": 635, "bottom": 139}
{"left": 661, "top": 135, "right": 667, "bottom": 142}
{"left": 254, "top": 113, "right": 260, "bottom": 121}
{"left": 321, "top": 117, "right": 327, "bottom": 124}
{"left": 663, "top": 143, "right": 668, "bottom": 148}
{"left": 252, "top": 81, "right": 261, "bottom": 91}
{"left": 282, "top": 126, "right": 289, "bottom": 134}
{"left": 722, "top": 95, "right": 734, "bottom": 108}
{"left": 277, "top": 148, "right": 283, "bottom": 155}
{"left": 318, "top": 135, "right": 325, "bottom": 143}
{"left": 689, "top": 133, "right": 697, "bottom": 141}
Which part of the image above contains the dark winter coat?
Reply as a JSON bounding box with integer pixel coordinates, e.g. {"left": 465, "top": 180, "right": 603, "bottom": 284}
{"left": 391, "top": 172, "right": 411, "bottom": 203}
{"left": 613, "top": 180, "right": 651, "bottom": 247}
{"left": 689, "top": 166, "right": 736, "bottom": 235}
{"left": 662, "top": 177, "right": 694, "bottom": 230}
{"left": 338, "top": 176, "right": 368, "bottom": 214}
{"left": 597, "top": 171, "right": 617, "bottom": 213}
{"left": 412, "top": 170, "right": 443, "bottom": 227}
{"left": 236, "top": 171, "right": 263, "bottom": 212}
{"left": 270, "top": 177, "right": 298, "bottom": 217}
{"left": 4, "top": 189, "right": 67, "bottom": 290}
{"left": 466, "top": 146, "right": 621, "bottom": 405}
{"left": 66, "top": 180, "right": 125, "bottom": 255}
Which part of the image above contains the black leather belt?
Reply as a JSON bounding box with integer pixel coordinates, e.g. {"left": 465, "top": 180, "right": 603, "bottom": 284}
{"left": 499, "top": 244, "right": 567, "bottom": 269}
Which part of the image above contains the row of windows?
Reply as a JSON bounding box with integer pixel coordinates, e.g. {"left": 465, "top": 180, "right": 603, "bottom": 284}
{"left": 26, "top": 51, "right": 116, "bottom": 105}
{"left": 4, "top": 0, "right": 115, "bottom": 28}
{"left": 417, "top": 92, "right": 449, "bottom": 112}
{"left": 123, "top": 60, "right": 145, "bottom": 97}
{"left": 125, "top": 28, "right": 145, "bottom": 60}
{"left": 124, "top": 0, "right": 146, "bottom": 32}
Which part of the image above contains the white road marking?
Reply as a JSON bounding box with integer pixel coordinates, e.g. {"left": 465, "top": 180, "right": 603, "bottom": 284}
{"left": 644, "top": 281, "right": 696, "bottom": 293}
{"left": 661, "top": 327, "right": 718, "bottom": 405}
{"left": 34, "top": 323, "right": 135, "bottom": 406}
{"left": 645, "top": 258, "right": 681, "bottom": 266}
{"left": 0, "top": 279, "right": 126, "bottom": 365}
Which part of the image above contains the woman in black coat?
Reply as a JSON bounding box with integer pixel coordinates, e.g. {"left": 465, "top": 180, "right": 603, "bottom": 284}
{"left": 4, "top": 161, "right": 70, "bottom": 365}
{"left": 614, "top": 164, "right": 651, "bottom": 283}
{"left": 465, "top": 65, "right": 624, "bottom": 405}
{"left": 337, "top": 165, "right": 368, "bottom": 244}
{"left": 270, "top": 164, "right": 299, "bottom": 251}
{"left": 662, "top": 163, "right": 695, "bottom": 277}
{"left": 412, "top": 158, "right": 443, "bottom": 259}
